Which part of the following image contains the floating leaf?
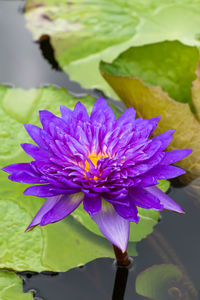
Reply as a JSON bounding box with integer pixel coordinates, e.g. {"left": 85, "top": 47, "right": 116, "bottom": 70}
{"left": 101, "top": 41, "right": 199, "bottom": 106}
{"left": 135, "top": 264, "right": 184, "bottom": 300}
{"left": 0, "top": 85, "right": 136, "bottom": 273}
{"left": 0, "top": 270, "right": 33, "bottom": 300}
{"left": 24, "top": 0, "right": 200, "bottom": 95}
{"left": 101, "top": 41, "right": 200, "bottom": 178}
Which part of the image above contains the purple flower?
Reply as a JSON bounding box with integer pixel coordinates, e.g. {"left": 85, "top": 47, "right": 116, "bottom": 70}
{"left": 2, "top": 98, "right": 192, "bottom": 252}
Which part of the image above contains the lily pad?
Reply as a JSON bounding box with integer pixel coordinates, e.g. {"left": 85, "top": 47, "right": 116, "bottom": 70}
{"left": 135, "top": 264, "right": 184, "bottom": 300}
{"left": 101, "top": 41, "right": 200, "bottom": 178}
{"left": 0, "top": 270, "right": 33, "bottom": 300}
{"left": 101, "top": 41, "right": 199, "bottom": 106}
{"left": 0, "top": 85, "right": 137, "bottom": 273}
{"left": 24, "top": 0, "right": 200, "bottom": 95}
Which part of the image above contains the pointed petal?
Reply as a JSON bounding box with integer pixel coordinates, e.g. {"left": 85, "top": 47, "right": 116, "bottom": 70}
{"left": 116, "top": 107, "right": 136, "bottom": 126}
{"left": 60, "top": 105, "right": 74, "bottom": 122}
{"left": 2, "top": 162, "right": 44, "bottom": 184}
{"left": 24, "top": 184, "right": 79, "bottom": 197}
{"left": 90, "top": 97, "right": 115, "bottom": 125}
{"left": 73, "top": 101, "right": 90, "bottom": 122}
{"left": 148, "top": 116, "right": 161, "bottom": 135}
{"left": 21, "top": 143, "right": 50, "bottom": 160}
{"left": 146, "top": 186, "right": 184, "bottom": 213}
{"left": 92, "top": 201, "right": 130, "bottom": 252}
{"left": 8, "top": 172, "right": 45, "bottom": 184}
{"left": 113, "top": 200, "right": 139, "bottom": 222}
{"left": 146, "top": 165, "right": 186, "bottom": 179}
{"left": 135, "top": 116, "right": 161, "bottom": 138}
{"left": 162, "top": 149, "right": 192, "bottom": 165}
{"left": 24, "top": 124, "right": 46, "bottom": 148}
{"left": 83, "top": 194, "right": 102, "bottom": 217}
{"left": 152, "top": 129, "right": 176, "bottom": 151}
{"left": 26, "top": 195, "right": 61, "bottom": 231}
{"left": 39, "top": 110, "right": 67, "bottom": 133}
{"left": 40, "top": 192, "right": 84, "bottom": 225}
{"left": 130, "top": 187, "right": 163, "bottom": 210}
{"left": 137, "top": 175, "right": 159, "bottom": 187}
{"left": 2, "top": 163, "right": 32, "bottom": 174}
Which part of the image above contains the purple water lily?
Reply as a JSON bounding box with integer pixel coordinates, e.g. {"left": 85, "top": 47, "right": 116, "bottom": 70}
{"left": 3, "top": 98, "right": 192, "bottom": 252}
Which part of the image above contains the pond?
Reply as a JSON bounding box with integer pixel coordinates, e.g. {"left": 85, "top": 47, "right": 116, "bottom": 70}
{"left": 0, "top": 1, "right": 200, "bottom": 299}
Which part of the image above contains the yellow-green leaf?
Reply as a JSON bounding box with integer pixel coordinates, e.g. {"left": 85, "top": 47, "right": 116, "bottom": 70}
{"left": 100, "top": 42, "right": 200, "bottom": 178}
{"left": 0, "top": 270, "right": 33, "bottom": 300}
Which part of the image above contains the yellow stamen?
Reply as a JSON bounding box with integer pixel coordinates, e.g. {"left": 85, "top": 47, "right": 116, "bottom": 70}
{"left": 84, "top": 153, "right": 107, "bottom": 172}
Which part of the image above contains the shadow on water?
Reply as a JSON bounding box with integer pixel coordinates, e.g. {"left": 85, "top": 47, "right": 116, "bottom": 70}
{"left": 0, "top": 1, "right": 200, "bottom": 299}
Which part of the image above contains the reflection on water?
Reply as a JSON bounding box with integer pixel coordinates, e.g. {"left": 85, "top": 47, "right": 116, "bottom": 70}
{"left": 1, "top": 1, "right": 200, "bottom": 299}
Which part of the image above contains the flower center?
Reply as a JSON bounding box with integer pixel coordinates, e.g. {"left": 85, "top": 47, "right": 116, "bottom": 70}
{"left": 84, "top": 153, "right": 107, "bottom": 172}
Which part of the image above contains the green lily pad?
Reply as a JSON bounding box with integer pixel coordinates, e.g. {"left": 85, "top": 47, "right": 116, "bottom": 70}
{"left": 101, "top": 41, "right": 200, "bottom": 178}
{"left": 0, "top": 85, "right": 137, "bottom": 273}
{"left": 0, "top": 270, "right": 33, "bottom": 300}
{"left": 135, "top": 264, "right": 184, "bottom": 300}
{"left": 24, "top": 0, "right": 200, "bottom": 96}
{"left": 101, "top": 41, "right": 199, "bottom": 106}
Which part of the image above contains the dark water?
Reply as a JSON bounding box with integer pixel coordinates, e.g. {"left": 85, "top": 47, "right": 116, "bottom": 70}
{"left": 1, "top": 1, "right": 200, "bottom": 299}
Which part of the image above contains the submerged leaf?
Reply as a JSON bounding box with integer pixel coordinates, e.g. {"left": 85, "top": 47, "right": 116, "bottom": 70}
{"left": 101, "top": 42, "right": 200, "bottom": 178}
{"left": 0, "top": 270, "right": 33, "bottom": 300}
{"left": 24, "top": 0, "right": 200, "bottom": 95}
{"left": 135, "top": 264, "right": 184, "bottom": 300}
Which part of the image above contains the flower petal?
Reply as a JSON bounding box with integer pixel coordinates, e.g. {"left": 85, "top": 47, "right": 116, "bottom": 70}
{"left": 24, "top": 124, "right": 46, "bottom": 148}
{"left": 116, "top": 107, "right": 136, "bottom": 126}
{"left": 90, "top": 97, "right": 115, "bottom": 125}
{"left": 83, "top": 194, "right": 102, "bottom": 217}
{"left": 113, "top": 200, "right": 139, "bottom": 222}
{"left": 146, "top": 165, "right": 186, "bottom": 179}
{"left": 21, "top": 143, "right": 50, "bottom": 160}
{"left": 40, "top": 192, "right": 84, "bottom": 225}
{"left": 2, "top": 163, "right": 32, "bottom": 174}
{"left": 92, "top": 200, "right": 130, "bottom": 252}
{"left": 26, "top": 195, "right": 61, "bottom": 231}
{"left": 24, "top": 184, "right": 80, "bottom": 197}
{"left": 152, "top": 129, "right": 176, "bottom": 151}
{"left": 60, "top": 105, "right": 74, "bottom": 122}
{"left": 73, "top": 101, "right": 90, "bottom": 122}
{"left": 8, "top": 172, "right": 45, "bottom": 184}
{"left": 39, "top": 110, "right": 68, "bottom": 133}
{"left": 130, "top": 187, "right": 163, "bottom": 210}
{"left": 146, "top": 186, "right": 184, "bottom": 213}
{"left": 161, "top": 149, "right": 192, "bottom": 165}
